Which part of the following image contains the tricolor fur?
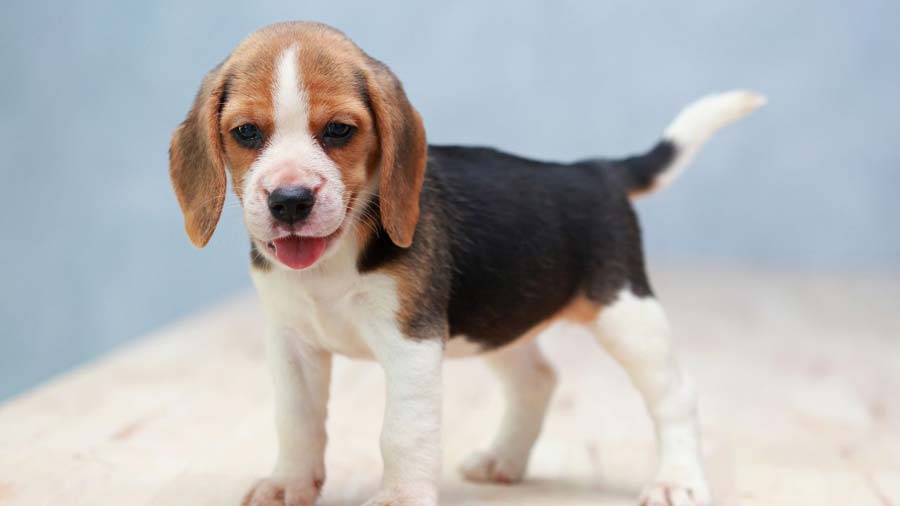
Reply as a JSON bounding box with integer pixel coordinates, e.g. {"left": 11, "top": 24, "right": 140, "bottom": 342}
{"left": 169, "top": 21, "right": 763, "bottom": 506}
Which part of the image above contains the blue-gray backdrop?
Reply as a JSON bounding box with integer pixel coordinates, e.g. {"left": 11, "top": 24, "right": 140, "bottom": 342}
{"left": 1, "top": 0, "right": 898, "bottom": 399}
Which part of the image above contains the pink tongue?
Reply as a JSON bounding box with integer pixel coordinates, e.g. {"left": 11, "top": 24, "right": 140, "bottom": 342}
{"left": 272, "top": 236, "right": 327, "bottom": 270}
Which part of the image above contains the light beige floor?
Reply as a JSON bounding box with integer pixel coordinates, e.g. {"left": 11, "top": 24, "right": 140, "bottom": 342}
{"left": 0, "top": 268, "right": 898, "bottom": 506}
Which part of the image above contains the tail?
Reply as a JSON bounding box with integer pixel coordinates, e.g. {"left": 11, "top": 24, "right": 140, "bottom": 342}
{"left": 613, "top": 90, "right": 766, "bottom": 198}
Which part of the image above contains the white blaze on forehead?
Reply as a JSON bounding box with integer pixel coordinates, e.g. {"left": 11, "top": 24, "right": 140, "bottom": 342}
{"left": 273, "top": 45, "right": 310, "bottom": 137}
{"left": 239, "top": 44, "right": 347, "bottom": 243}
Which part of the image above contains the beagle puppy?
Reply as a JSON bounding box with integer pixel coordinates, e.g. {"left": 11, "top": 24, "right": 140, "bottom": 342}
{"left": 169, "top": 21, "right": 763, "bottom": 506}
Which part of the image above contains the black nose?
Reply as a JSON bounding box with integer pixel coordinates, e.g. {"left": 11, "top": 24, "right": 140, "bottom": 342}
{"left": 268, "top": 186, "right": 315, "bottom": 224}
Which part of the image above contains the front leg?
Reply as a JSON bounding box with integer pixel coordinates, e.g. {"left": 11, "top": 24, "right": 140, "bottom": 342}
{"left": 362, "top": 321, "right": 444, "bottom": 506}
{"left": 248, "top": 326, "right": 332, "bottom": 506}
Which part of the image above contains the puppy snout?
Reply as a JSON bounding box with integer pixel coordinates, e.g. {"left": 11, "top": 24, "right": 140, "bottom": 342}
{"left": 268, "top": 186, "right": 316, "bottom": 224}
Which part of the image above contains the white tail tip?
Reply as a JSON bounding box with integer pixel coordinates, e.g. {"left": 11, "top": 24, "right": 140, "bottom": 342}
{"left": 651, "top": 90, "right": 765, "bottom": 191}
{"left": 665, "top": 90, "right": 767, "bottom": 145}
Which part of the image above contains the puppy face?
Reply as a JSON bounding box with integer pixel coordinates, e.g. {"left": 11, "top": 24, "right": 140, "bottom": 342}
{"left": 223, "top": 37, "right": 376, "bottom": 269}
{"left": 169, "top": 22, "right": 427, "bottom": 269}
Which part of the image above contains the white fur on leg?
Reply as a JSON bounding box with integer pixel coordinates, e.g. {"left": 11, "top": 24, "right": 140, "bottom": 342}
{"left": 251, "top": 256, "right": 442, "bottom": 505}
{"left": 361, "top": 317, "right": 443, "bottom": 506}
{"left": 594, "top": 290, "right": 711, "bottom": 506}
{"left": 460, "top": 340, "right": 557, "bottom": 484}
{"left": 247, "top": 327, "right": 332, "bottom": 506}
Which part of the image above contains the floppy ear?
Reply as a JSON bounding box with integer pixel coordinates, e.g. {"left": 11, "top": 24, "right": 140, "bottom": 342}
{"left": 365, "top": 58, "right": 427, "bottom": 248}
{"left": 169, "top": 66, "right": 228, "bottom": 248}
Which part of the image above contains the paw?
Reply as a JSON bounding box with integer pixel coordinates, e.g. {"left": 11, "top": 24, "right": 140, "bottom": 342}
{"left": 458, "top": 450, "right": 526, "bottom": 484}
{"left": 359, "top": 484, "right": 437, "bottom": 506}
{"left": 243, "top": 476, "right": 322, "bottom": 506}
{"left": 639, "top": 481, "right": 711, "bottom": 506}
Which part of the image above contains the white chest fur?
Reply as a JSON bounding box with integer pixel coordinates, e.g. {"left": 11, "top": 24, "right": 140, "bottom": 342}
{"left": 251, "top": 234, "right": 486, "bottom": 359}
{"left": 250, "top": 235, "right": 396, "bottom": 359}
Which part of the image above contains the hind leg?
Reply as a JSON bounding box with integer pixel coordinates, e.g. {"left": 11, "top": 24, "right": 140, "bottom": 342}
{"left": 592, "top": 289, "right": 710, "bottom": 506}
{"left": 459, "top": 340, "right": 557, "bottom": 484}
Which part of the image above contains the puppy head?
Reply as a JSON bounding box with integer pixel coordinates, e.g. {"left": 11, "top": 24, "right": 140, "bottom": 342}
{"left": 169, "top": 22, "right": 426, "bottom": 269}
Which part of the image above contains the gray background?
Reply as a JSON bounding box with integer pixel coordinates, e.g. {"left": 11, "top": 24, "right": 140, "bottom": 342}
{"left": 1, "top": 0, "right": 898, "bottom": 399}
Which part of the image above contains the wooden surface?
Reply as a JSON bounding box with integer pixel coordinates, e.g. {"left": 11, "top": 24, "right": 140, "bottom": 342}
{"left": 1, "top": 268, "right": 898, "bottom": 506}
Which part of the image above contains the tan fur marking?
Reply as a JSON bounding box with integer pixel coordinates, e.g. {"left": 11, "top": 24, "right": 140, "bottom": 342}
{"left": 364, "top": 61, "right": 427, "bottom": 247}
{"left": 558, "top": 296, "right": 603, "bottom": 324}
{"left": 170, "top": 21, "right": 427, "bottom": 252}
{"left": 297, "top": 32, "right": 375, "bottom": 218}
{"left": 169, "top": 68, "right": 228, "bottom": 247}
{"left": 513, "top": 296, "right": 602, "bottom": 344}
{"left": 388, "top": 262, "right": 429, "bottom": 335}
{"left": 382, "top": 213, "right": 446, "bottom": 339}
{"left": 216, "top": 23, "right": 383, "bottom": 228}
{"left": 383, "top": 246, "right": 602, "bottom": 343}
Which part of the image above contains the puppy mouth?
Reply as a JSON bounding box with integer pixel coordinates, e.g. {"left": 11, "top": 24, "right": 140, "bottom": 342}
{"left": 264, "top": 228, "right": 343, "bottom": 270}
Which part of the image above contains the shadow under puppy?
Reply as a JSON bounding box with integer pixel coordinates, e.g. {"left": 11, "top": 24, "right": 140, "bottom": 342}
{"left": 169, "top": 21, "right": 763, "bottom": 506}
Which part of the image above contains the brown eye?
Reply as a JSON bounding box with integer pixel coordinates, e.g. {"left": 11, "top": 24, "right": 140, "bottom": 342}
{"left": 322, "top": 122, "right": 355, "bottom": 147}
{"left": 231, "top": 124, "right": 264, "bottom": 149}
